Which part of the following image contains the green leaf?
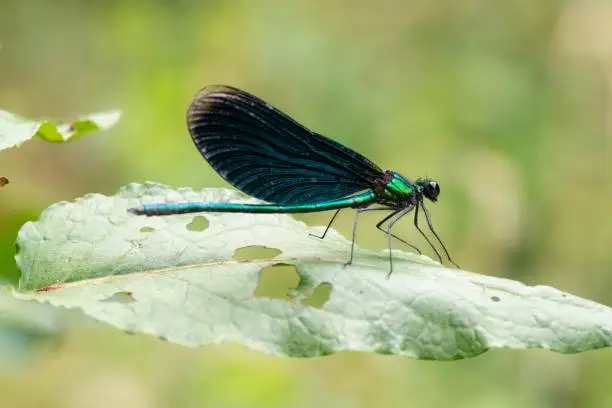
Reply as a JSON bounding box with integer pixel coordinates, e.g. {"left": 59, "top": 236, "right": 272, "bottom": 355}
{"left": 0, "top": 109, "right": 120, "bottom": 150}
{"left": 13, "top": 183, "right": 612, "bottom": 359}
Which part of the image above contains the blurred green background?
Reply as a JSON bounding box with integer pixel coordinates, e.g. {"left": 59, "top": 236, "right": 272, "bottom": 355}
{"left": 1, "top": 1, "right": 612, "bottom": 407}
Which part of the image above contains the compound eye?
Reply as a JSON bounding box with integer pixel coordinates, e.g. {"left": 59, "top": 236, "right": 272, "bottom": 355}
{"left": 424, "top": 181, "right": 440, "bottom": 201}
{"left": 431, "top": 181, "right": 440, "bottom": 196}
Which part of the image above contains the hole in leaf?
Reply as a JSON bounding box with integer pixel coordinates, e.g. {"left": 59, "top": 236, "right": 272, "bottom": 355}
{"left": 490, "top": 296, "right": 500, "bottom": 302}
{"left": 303, "top": 282, "right": 333, "bottom": 308}
{"left": 186, "top": 215, "right": 209, "bottom": 232}
{"left": 139, "top": 226, "right": 155, "bottom": 233}
{"left": 101, "top": 291, "right": 136, "bottom": 304}
{"left": 255, "top": 263, "right": 299, "bottom": 301}
{"left": 233, "top": 245, "right": 282, "bottom": 261}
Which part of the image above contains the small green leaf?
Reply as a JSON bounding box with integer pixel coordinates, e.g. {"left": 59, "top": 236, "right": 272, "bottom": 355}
{"left": 0, "top": 109, "right": 120, "bottom": 150}
{"left": 13, "top": 183, "right": 612, "bottom": 359}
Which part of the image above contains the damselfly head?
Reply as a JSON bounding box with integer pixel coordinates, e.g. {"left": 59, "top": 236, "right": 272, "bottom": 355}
{"left": 416, "top": 178, "right": 440, "bottom": 202}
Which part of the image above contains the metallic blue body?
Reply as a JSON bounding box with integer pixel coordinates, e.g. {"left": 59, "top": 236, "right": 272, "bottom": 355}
{"left": 136, "top": 190, "right": 378, "bottom": 215}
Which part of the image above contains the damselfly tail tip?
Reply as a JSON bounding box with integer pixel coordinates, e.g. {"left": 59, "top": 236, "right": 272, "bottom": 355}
{"left": 127, "top": 206, "right": 146, "bottom": 216}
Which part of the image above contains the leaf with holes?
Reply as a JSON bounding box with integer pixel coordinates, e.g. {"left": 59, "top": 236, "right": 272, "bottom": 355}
{"left": 11, "top": 183, "right": 612, "bottom": 360}
{"left": 0, "top": 109, "right": 120, "bottom": 150}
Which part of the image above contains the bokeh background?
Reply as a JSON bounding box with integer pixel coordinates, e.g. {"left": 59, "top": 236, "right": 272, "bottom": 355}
{"left": 1, "top": 1, "right": 612, "bottom": 407}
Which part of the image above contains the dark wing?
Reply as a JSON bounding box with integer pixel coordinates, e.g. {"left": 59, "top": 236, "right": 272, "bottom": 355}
{"left": 187, "top": 85, "right": 383, "bottom": 205}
